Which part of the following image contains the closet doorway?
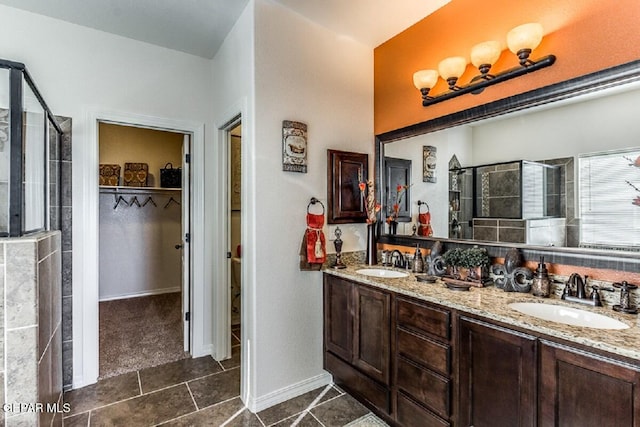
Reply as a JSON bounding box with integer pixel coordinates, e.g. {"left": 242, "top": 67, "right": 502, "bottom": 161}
{"left": 97, "top": 121, "right": 191, "bottom": 379}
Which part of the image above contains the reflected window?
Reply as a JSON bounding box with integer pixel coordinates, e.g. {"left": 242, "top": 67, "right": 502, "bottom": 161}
{"left": 579, "top": 148, "right": 640, "bottom": 251}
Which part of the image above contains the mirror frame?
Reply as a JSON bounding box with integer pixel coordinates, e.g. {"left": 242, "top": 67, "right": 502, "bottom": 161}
{"left": 375, "top": 59, "right": 640, "bottom": 271}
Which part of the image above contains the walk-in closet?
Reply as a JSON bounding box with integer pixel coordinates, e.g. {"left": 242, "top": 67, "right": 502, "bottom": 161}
{"left": 98, "top": 122, "right": 189, "bottom": 379}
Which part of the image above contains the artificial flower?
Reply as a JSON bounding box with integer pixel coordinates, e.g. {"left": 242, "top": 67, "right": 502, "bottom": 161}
{"left": 359, "top": 179, "right": 380, "bottom": 223}
{"left": 386, "top": 183, "right": 412, "bottom": 224}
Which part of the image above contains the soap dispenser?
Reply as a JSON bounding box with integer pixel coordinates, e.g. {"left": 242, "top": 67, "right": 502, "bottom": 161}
{"left": 531, "top": 256, "right": 551, "bottom": 298}
{"left": 412, "top": 245, "right": 424, "bottom": 274}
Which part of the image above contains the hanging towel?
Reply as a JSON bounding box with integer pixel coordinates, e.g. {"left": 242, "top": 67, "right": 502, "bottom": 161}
{"left": 305, "top": 212, "right": 326, "bottom": 264}
{"left": 418, "top": 211, "right": 433, "bottom": 237}
{"left": 299, "top": 233, "right": 323, "bottom": 271}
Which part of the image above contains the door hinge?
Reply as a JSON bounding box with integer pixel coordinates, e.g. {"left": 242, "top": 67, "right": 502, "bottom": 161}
{"left": 185, "top": 312, "right": 190, "bottom": 322}
{"left": 227, "top": 252, "right": 232, "bottom": 259}
{"left": 185, "top": 153, "right": 191, "bottom": 163}
{"left": 185, "top": 233, "right": 190, "bottom": 243}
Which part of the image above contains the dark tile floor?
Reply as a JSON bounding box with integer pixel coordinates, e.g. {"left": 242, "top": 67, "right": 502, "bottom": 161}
{"left": 63, "top": 326, "right": 386, "bottom": 426}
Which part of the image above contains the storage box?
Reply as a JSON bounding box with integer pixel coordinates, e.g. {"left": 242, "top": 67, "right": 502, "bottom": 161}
{"left": 123, "top": 163, "right": 148, "bottom": 187}
{"left": 99, "top": 164, "right": 120, "bottom": 186}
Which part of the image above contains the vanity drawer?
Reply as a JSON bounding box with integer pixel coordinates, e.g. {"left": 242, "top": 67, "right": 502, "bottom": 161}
{"left": 396, "top": 297, "right": 451, "bottom": 341}
{"left": 396, "top": 356, "right": 451, "bottom": 418}
{"left": 396, "top": 327, "right": 450, "bottom": 376}
{"left": 396, "top": 392, "right": 450, "bottom": 427}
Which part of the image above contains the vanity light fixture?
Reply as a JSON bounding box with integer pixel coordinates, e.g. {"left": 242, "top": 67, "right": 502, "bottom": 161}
{"left": 413, "top": 23, "right": 556, "bottom": 106}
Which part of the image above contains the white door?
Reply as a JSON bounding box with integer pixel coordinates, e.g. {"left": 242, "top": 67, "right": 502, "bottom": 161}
{"left": 181, "top": 134, "right": 191, "bottom": 351}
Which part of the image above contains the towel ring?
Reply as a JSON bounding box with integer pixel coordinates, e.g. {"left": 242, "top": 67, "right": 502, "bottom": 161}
{"left": 307, "top": 197, "right": 325, "bottom": 215}
{"left": 418, "top": 200, "right": 430, "bottom": 214}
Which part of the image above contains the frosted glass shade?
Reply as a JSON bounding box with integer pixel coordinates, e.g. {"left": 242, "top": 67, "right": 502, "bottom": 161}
{"left": 470, "top": 41, "right": 502, "bottom": 67}
{"left": 507, "top": 23, "right": 543, "bottom": 54}
{"left": 413, "top": 69, "right": 439, "bottom": 90}
{"left": 438, "top": 57, "right": 467, "bottom": 79}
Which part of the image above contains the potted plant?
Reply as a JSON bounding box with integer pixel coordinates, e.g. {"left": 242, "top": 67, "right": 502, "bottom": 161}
{"left": 443, "top": 247, "right": 490, "bottom": 283}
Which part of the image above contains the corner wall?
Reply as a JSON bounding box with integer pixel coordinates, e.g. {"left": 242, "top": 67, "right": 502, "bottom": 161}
{"left": 250, "top": 0, "right": 374, "bottom": 406}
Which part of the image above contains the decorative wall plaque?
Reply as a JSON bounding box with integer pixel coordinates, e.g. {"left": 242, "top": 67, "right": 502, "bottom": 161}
{"left": 282, "top": 120, "right": 307, "bottom": 173}
{"left": 423, "top": 145, "right": 437, "bottom": 183}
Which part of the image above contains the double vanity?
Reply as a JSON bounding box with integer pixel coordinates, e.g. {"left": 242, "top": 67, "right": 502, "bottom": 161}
{"left": 323, "top": 266, "right": 640, "bottom": 426}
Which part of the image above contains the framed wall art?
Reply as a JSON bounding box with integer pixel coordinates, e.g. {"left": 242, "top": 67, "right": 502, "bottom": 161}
{"left": 282, "top": 120, "right": 308, "bottom": 173}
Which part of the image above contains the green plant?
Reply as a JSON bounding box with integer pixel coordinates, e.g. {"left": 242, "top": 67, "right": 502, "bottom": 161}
{"left": 442, "top": 248, "right": 464, "bottom": 268}
{"left": 443, "top": 247, "right": 490, "bottom": 269}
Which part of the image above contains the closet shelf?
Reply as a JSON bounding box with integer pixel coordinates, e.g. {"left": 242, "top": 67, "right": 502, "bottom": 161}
{"left": 99, "top": 185, "right": 182, "bottom": 195}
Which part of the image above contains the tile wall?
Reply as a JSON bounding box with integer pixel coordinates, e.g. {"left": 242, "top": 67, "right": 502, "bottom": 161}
{"left": 2, "top": 231, "right": 63, "bottom": 426}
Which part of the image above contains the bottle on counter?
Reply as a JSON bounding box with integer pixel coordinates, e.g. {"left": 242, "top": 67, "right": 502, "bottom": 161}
{"left": 412, "top": 245, "right": 424, "bottom": 274}
{"left": 531, "top": 256, "right": 551, "bottom": 297}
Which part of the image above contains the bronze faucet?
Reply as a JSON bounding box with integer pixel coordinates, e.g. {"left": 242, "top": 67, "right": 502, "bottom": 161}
{"left": 390, "top": 250, "right": 405, "bottom": 269}
{"left": 562, "top": 273, "right": 613, "bottom": 307}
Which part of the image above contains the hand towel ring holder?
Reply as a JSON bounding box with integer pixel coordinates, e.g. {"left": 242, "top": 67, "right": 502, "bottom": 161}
{"left": 307, "top": 197, "right": 325, "bottom": 215}
{"left": 418, "top": 200, "right": 430, "bottom": 214}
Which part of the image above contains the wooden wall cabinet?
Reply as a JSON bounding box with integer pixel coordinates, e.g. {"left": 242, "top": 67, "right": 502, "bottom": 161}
{"left": 327, "top": 150, "right": 368, "bottom": 224}
{"left": 323, "top": 275, "right": 392, "bottom": 415}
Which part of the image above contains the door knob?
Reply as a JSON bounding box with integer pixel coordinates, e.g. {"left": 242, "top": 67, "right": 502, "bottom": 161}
{"left": 175, "top": 244, "right": 183, "bottom": 250}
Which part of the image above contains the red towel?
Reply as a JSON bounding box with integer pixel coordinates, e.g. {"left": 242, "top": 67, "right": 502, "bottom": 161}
{"left": 418, "top": 212, "right": 433, "bottom": 237}
{"left": 305, "top": 213, "right": 326, "bottom": 264}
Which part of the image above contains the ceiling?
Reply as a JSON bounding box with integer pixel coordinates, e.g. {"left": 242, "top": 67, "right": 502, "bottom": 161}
{"left": 0, "top": 0, "right": 450, "bottom": 59}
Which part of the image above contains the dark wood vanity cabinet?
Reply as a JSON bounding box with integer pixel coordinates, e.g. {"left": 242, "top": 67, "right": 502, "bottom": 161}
{"left": 539, "top": 340, "right": 640, "bottom": 427}
{"left": 323, "top": 275, "right": 392, "bottom": 415}
{"left": 324, "top": 273, "right": 640, "bottom": 426}
{"left": 394, "top": 297, "right": 453, "bottom": 427}
{"left": 458, "top": 317, "right": 537, "bottom": 427}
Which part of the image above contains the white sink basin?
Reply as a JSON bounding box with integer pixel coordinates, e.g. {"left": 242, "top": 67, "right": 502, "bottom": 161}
{"left": 508, "top": 302, "right": 629, "bottom": 330}
{"left": 355, "top": 268, "right": 409, "bottom": 279}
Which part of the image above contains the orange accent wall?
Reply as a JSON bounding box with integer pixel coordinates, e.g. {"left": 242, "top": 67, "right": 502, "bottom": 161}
{"left": 374, "top": 0, "right": 640, "bottom": 134}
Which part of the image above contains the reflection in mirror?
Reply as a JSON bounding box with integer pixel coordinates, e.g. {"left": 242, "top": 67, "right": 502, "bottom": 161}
{"left": 380, "top": 80, "right": 640, "bottom": 253}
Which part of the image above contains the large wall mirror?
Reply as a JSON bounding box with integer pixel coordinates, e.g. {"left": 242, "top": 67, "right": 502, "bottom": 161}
{"left": 376, "top": 60, "right": 640, "bottom": 267}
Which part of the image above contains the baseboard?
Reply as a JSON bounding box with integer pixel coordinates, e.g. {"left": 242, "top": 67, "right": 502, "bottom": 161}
{"left": 246, "top": 371, "right": 333, "bottom": 413}
{"left": 99, "top": 286, "right": 181, "bottom": 302}
{"left": 192, "top": 343, "right": 213, "bottom": 358}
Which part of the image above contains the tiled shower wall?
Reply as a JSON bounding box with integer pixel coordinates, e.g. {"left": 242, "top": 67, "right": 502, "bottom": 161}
{"left": 53, "top": 117, "right": 73, "bottom": 391}
{"left": 2, "top": 231, "right": 63, "bottom": 426}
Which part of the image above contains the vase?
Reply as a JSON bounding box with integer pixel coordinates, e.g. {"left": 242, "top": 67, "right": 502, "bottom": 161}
{"left": 389, "top": 220, "right": 398, "bottom": 235}
{"left": 366, "top": 223, "right": 377, "bottom": 265}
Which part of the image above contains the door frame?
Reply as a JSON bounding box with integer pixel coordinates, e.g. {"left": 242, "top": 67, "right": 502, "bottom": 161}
{"left": 73, "top": 108, "right": 206, "bottom": 388}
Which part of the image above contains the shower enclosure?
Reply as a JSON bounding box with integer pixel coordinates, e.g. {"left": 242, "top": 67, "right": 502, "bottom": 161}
{"left": 1, "top": 58, "right": 63, "bottom": 237}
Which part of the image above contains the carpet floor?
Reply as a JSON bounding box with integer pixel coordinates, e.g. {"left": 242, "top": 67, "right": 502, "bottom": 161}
{"left": 99, "top": 292, "right": 189, "bottom": 380}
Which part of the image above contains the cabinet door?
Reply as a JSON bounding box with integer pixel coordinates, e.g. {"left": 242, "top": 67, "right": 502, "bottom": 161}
{"left": 323, "top": 275, "right": 353, "bottom": 362}
{"left": 539, "top": 340, "right": 640, "bottom": 427}
{"left": 458, "top": 317, "right": 537, "bottom": 427}
{"left": 353, "top": 285, "right": 391, "bottom": 385}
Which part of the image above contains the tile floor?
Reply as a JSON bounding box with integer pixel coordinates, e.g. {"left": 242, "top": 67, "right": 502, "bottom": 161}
{"left": 63, "top": 326, "right": 386, "bottom": 426}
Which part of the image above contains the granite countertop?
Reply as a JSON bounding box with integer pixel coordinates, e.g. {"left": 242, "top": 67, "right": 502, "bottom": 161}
{"left": 324, "top": 265, "right": 640, "bottom": 362}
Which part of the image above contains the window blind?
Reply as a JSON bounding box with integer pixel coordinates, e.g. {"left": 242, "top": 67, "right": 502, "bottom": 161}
{"left": 579, "top": 148, "right": 640, "bottom": 250}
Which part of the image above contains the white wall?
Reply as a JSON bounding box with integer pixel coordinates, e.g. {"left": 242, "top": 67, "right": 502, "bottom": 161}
{"left": 0, "top": 5, "right": 213, "bottom": 387}
{"left": 250, "top": 0, "right": 373, "bottom": 406}
{"left": 98, "top": 192, "right": 182, "bottom": 300}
